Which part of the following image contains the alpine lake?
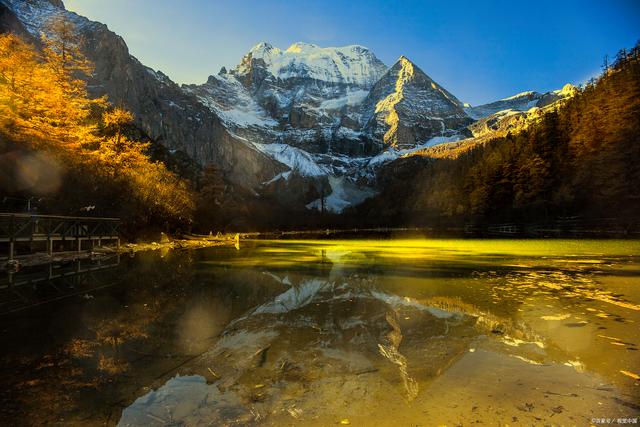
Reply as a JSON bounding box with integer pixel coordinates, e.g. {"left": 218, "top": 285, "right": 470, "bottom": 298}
{"left": 1, "top": 235, "right": 639, "bottom": 426}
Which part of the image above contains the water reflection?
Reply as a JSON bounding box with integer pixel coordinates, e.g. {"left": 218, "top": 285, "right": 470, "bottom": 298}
{"left": 0, "top": 255, "right": 121, "bottom": 314}
{"left": 123, "top": 240, "right": 639, "bottom": 426}
{"left": 1, "top": 239, "right": 639, "bottom": 426}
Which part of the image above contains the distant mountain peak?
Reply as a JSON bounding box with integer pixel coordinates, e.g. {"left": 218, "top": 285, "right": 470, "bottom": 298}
{"left": 465, "top": 83, "right": 579, "bottom": 120}
{"left": 497, "top": 84, "right": 577, "bottom": 103}
{"left": 501, "top": 90, "right": 539, "bottom": 101}
{"left": 248, "top": 41, "right": 278, "bottom": 56}
{"left": 382, "top": 56, "right": 464, "bottom": 108}
{"left": 233, "top": 41, "right": 387, "bottom": 87}
{"left": 363, "top": 55, "right": 470, "bottom": 149}
{"left": 556, "top": 83, "right": 578, "bottom": 97}
{"left": 285, "top": 41, "right": 318, "bottom": 52}
{"left": 388, "top": 56, "right": 418, "bottom": 88}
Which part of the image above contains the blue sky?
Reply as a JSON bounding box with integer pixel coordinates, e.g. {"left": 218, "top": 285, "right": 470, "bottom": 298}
{"left": 64, "top": 0, "right": 639, "bottom": 105}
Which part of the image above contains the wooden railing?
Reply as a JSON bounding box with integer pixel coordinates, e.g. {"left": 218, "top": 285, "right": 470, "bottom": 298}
{"left": 0, "top": 213, "right": 120, "bottom": 260}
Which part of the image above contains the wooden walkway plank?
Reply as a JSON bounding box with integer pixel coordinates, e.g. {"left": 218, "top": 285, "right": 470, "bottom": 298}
{"left": 0, "top": 213, "right": 120, "bottom": 260}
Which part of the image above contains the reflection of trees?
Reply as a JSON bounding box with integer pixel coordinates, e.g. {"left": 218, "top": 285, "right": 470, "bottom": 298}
{"left": 0, "top": 252, "right": 292, "bottom": 425}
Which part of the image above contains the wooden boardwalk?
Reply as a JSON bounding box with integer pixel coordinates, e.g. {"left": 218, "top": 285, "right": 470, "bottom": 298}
{"left": 0, "top": 213, "right": 120, "bottom": 260}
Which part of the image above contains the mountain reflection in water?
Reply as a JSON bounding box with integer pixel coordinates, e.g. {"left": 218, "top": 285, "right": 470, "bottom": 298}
{"left": 1, "top": 239, "right": 639, "bottom": 426}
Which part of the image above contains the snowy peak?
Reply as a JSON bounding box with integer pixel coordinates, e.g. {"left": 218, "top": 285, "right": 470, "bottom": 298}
{"left": 389, "top": 56, "right": 417, "bottom": 89}
{"left": 232, "top": 41, "right": 387, "bottom": 88}
{"left": 386, "top": 56, "right": 465, "bottom": 108}
{"left": 501, "top": 90, "right": 540, "bottom": 101}
{"left": 191, "top": 42, "right": 394, "bottom": 159}
{"left": 465, "top": 91, "right": 541, "bottom": 120}
{"left": 285, "top": 42, "right": 319, "bottom": 53}
{"left": 244, "top": 42, "right": 282, "bottom": 64}
{"left": 555, "top": 83, "right": 578, "bottom": 98}
{"left": 249, "top": 41, "right": 277, "bottom": 54}
{"left": 465, "top": 83, "right": 578, "bottom": 120}
{"left": 362, "top": 55, "right": 471, "bottom": 149}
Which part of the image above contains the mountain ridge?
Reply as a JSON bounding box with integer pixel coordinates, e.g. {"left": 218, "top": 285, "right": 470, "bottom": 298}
{"left": 0, "top": 0, "right": 578, "bottom": 214}
{"left": 465, "top": 83, "right": 578, "bottom": 120}
{"left": 0, "top": 0, "right": 288, "bottom": 190}
{"left": 361, "top": 56, "right": 471, "bottom": 149}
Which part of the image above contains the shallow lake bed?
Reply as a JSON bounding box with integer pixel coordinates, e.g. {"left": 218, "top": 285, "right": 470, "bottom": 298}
{"left": 1, "top": 238, "right": 639, "bottom": 425}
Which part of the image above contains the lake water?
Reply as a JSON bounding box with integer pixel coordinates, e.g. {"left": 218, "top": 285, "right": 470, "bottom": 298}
{"left": 1, "top": 238, "right": 639, "bottom": 426}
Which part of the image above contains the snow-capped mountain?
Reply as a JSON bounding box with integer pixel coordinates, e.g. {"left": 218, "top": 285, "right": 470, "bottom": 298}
{"left": 185, "top": 44, "right": 473, "bottom": 172}
{"left": 189, "top": 44, "right": 473, "bottom": 157}
{"left": 360, "top": 56, "right": 472, "bottom": 149}
{"left": 0, "top": 0, "right": 286, "bottom": 190}
{"left": 0, "top": 0, "right": 577, "bottom": 214}
{"left": 465, "top": 84, "right": 578, "bottom": 120}
{"left": 181, "top": 42, "right": 479, "bottom": 211}
{"left": 186, "top": 42, "right": 389, "bottom": 157}
{"left": 234, "top": 42, "right": 387, "bottom": 87}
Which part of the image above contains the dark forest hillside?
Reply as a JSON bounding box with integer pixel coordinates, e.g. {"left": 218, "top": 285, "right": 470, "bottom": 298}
{"left": 352, "top": 42, "right": 640, "bottom": 234}
{"left": 1, "top": 9, "right": 638, "bottom": 236}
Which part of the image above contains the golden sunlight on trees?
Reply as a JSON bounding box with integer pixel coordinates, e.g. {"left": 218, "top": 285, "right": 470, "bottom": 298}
{"left": 103, "top": 108, "right": 134, "bottom": 144}
{"left": 42, "top": 16, "right": 93, "bottom": 78}
{"left": 0, "top": 34, "right": 100, "bottom": 148}
{"left": 358, "top": 42, "right": 640, "bottom": 228}
{"left": 0, "top": 21, "right": 194, "bottom": 233}
{"left": 98, "top": 107, "right": 148, "bottom": 177}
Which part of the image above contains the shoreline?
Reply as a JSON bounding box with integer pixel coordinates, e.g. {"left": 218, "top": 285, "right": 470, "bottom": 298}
{"left": 1, "top": 234, "right": 240, "bottom": 272}
{"left": 4, "top": 229, "right": 640, "bottom": 272}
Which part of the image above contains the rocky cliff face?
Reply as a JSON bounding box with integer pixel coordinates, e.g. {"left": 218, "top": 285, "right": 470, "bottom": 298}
{"left": 0, "top": 2, "right": 28, "bottom": 36}
{"left": 187, "top": 42, "right": 389, "bottom": 158}
{"left": 0, "top": 0, "right": 577, "bottom": 214}
{"left": 360, "top": 56, "right": 472, "bottom": 149}
{"left": 0, "top": 0, "right": 285, "bottom": 190}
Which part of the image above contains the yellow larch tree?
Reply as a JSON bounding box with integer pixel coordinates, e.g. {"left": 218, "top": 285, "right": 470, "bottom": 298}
{"left": 0, "top": 21, "right": 194, "bottom": 230}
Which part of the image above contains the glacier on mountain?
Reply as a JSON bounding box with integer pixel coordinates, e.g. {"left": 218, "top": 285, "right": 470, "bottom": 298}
{"left": 252, "top": 143, "right": 327, "bottom": 177}
{"left": 185, "top": 74, "right": 278, "bottom": 129}
{"left": 235, "top": 42, "right": 388, "bottom": 87}
{"left": 306, "top": 176, "right": 377, "bottom": 214}
{"left": 0, "top": 0, "right": 580, "bottom": 213}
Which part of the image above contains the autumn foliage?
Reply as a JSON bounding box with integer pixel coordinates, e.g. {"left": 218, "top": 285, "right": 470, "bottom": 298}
{"left": 0, "top": 21, "right": 194, "bottom": 234}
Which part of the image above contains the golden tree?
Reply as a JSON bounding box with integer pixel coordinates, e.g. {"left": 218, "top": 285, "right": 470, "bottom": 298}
{"left": 0, "top": 33, "right": 46, "bottom": 138}
{"left": 0, "top": 29, "right": 195, "bottom": 229}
